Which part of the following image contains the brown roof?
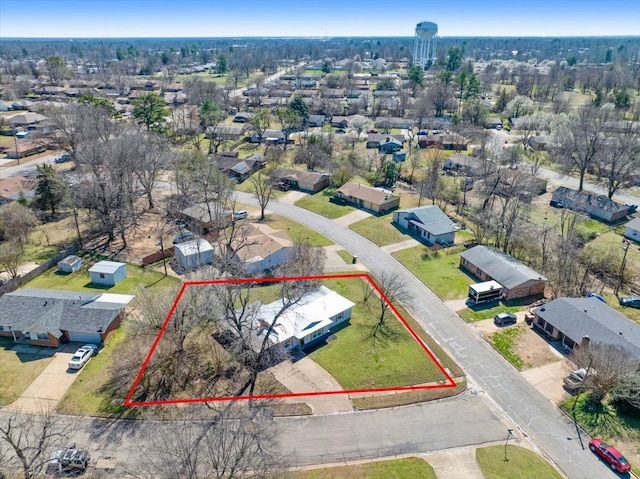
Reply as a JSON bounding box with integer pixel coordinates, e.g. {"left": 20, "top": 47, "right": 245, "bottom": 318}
{"left": 270, "top": 168, "right": 330, "bottom": 186}
{"left": 0, "top": 176, "right": 38, "bottom": 200}
{"left": 232, "top": 223, "right": 293, "bottom": 262}
{"left": 336, "top": 182, "right": 399, "bottom": 205}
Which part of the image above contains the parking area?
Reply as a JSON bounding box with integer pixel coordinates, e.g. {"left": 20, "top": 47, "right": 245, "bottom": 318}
{"left": 7, "top": 343, "right": 84, "bottom": 413}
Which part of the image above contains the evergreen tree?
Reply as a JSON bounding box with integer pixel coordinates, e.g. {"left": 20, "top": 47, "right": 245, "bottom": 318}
{"left": 34, "top": 164, "right": 67, "bottom": 217}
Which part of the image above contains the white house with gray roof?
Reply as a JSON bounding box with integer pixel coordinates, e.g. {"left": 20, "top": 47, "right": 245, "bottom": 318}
{"left": 0, "top": 288, "right": 133, "bottom": 347}
{"left": 243, "top": 285, "right": 355, "bottom": 352}
{"left": 393, "top": 205, "right": 456, "bottom": 246}
{"left": 532, "top": 297, "right": 640, "bottom": 357}
{"left": 459, "top": 245, "right": 547, "bottom": 300}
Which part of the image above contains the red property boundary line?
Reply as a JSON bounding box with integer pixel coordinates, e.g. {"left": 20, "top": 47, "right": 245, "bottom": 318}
{"left": 124, "top": 273, "right": 456, "bottom": 407}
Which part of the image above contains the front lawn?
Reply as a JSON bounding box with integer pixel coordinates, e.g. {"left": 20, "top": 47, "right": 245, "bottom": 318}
{"left": 392, "top": 247, "right": 472, "bottom": 300}
{"left": 24, "top": 254, "right": 179, "bottom": 296}
{"left": 308, "top": 277, "right": 451, "bottom": 390}
{"left": 286, "top": 457, "right": 437, "bottom": 479}
{"left": 0, "top": 338, "right": 54, "bottom": 406}
{"left": 487, "top": 325, "right": 527, "bottom": 370}
{"left": 295, "top": 192, "right": 355, "bottom": 219}
{"left": 458, "top": 303, "right": 524, "bottom": 322}
{"left": 476, "top": 445, "right": 564, "bottom": 479}
{"left": 262, "top": 214, "right": 334, "bottom": 247}
{"left": 349, "top": 214, "right": 408, "bottom": 247}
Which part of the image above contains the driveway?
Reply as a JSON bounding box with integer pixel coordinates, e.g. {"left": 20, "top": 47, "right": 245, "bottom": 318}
{"left": 7, "top": 344, "right": 82, "bottom": 413}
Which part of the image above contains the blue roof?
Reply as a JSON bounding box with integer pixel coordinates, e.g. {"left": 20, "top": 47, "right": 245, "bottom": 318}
{"left": 396, "top": 205, "right": 455, "bottom": 236}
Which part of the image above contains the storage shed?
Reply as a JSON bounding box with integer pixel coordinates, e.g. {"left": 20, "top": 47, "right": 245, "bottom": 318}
{"left": 57, "top": 255, "right": 82, "bottom": 273}
{"left": 88, "top": 261, "right": 127, "bottom": 286}
{"left": 175, "top": 239, "right": 215, "bottom": 270}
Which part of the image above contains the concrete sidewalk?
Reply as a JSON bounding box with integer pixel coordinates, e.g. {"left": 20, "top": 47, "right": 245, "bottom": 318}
{"left": 381, "top": 238, "right": 421, "bottom": 254}
{"left": 423, "top": 447, "right": 485, "bottom": 479}
{"left": 334, "top": 209, "right": 371, "bottom": 227}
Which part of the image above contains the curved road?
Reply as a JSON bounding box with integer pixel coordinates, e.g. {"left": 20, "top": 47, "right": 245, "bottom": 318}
{"left": 232, "top": 191, "right": 615, "bottom": 479}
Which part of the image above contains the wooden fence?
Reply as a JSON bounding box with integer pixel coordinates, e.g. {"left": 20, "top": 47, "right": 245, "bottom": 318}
{"left": 0, "top": 244, "right": 79, "bottom": 296}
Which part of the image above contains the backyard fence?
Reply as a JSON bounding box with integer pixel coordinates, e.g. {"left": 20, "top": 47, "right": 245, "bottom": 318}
{"left": 0, "top": 244, "right": 79, "bottom": 297}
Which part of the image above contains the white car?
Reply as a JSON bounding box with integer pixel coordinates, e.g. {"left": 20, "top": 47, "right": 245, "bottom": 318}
{"left": 68, "top": 345, "right": 97, "bottom": 370}
{"left": 233, "top": 210, "right": 248, "bottom": 220}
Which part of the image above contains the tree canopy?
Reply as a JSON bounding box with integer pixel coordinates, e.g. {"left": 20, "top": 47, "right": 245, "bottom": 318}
{"left": 132, "top": 92, "right": 170, "bottom": 131}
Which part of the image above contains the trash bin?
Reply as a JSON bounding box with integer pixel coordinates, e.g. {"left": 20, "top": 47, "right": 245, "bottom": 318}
{"left": 352, "top": 255, "right": 358, "bottom": 264}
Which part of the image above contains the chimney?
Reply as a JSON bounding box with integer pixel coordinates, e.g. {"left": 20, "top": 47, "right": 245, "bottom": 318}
{"left": 581, "top": 335, "right": 591, "bottom": 349}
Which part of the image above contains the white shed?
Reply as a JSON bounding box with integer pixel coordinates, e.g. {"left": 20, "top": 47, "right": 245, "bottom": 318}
{"left": 88, "top": 261, "right": 127, "bottom": 286}
{"left": 175, "top": 239, "right": 215, "bottom": 270}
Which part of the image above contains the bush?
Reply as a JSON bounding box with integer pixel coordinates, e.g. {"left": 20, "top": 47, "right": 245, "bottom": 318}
{"left": 611, "top": 375, "right": 640, "bottom": 417}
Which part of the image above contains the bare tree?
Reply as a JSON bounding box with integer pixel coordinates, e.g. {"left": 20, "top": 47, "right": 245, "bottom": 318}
{"left": 249, "top": 170, "right": 273, "bottom": 221}
{"left": 136, "top": 404, "right": 284, "bottom": 479}
{"left": 132, "top": 131, "right": 174, "bottom": 210}
{"left": 0, "top": 241, "right": 24, "bottom": 279}
{"left": 552, "top": 104, "right": 613, "bottom": 192}
{"left": 571, "top": 341, "right": 638, "bottom": 405}
{"left": 0, "top": 408, "right": 74, "bottom": 479}
{"left": 596, "top": 122, "right": 640, "bottom": 199}
{"left": 0, "top": 202, "right": 39, "bottom": 246}
{"left": 362, "top": 272, "right": 409, "bottom": 343}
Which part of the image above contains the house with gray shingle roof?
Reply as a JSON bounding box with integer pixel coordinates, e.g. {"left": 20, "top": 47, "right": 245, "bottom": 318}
{"left": 532, "top": 297, "right": 640, "bottom": 356}
{"left": 459, "top": 245, "right": 547, "bottom": 300}
{"left": 551, "top": 186, "right": 630, "bottom": 223}
{"left": 393, "top": 205, "right": 456, "bottom": 246}
{"left": 0, "top": 288, "right": 133, "bottom": 347}
{"left": 334, "top": 182, "right": 400, "bottom": 214}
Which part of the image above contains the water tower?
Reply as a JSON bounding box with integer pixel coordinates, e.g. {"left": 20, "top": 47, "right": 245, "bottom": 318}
{"left": 413, "top": 21, "right": 438, "bottom": 70}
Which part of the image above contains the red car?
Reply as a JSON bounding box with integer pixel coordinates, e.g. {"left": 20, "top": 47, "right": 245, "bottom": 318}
{"left": 589, "top": 438, "right": 632, "bottom": 473}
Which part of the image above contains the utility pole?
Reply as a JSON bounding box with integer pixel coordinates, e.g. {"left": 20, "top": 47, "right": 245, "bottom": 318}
{"left": 504, "top": 429, "right": 514, "bottom": 462}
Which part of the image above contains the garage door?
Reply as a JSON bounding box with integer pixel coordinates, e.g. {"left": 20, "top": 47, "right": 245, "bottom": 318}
{"left": 67, "top": 331, "right": 101, "bottom": 344}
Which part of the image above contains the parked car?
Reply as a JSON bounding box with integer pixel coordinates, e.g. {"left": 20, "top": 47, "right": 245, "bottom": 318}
{"left": 588, "top": 438, "right": 631, "bottom": 473}
{"left": 586, "top": 292, "right": 606, "bottom": 303}
{"left": 335, "top": 129, "right": 346, "bottom": 134}
{"left": 68, "top": 345, "right": 97, "bottom": 370}
{"left": 493, "top": 312, "right": 517, "bottom": 326}
{"left": 619, "top": 296, "right": 640, "bottom": 308}
{"left": 233, "top": 210, "right": 248, "bottom": 220}
{"left": 54, "top": 154, "right": 72, "bottom": 163}
{"left": 172, "top": 230, "right": 194, "bottom": 244}
{"left": 563, "top": 368, "right": 589, "bottom": 393}
{"left": 48, "top": 446, "right": 90, "bottom": 473}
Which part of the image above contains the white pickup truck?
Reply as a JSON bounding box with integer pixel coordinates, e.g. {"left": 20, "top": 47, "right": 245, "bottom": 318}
{"left": 563, "top": 368, "right": 591, "bottom": 393}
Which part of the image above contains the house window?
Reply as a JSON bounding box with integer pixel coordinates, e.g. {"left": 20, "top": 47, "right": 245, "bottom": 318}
{"left": 0, "top": 325, "right": 5, "bottom": 331}
{"left": 284, "top": 338, "right": 295, "bottom": 349}
{"left": 36, "top": 333, "right": 49, "bottom": 340}
{"left": 336, "top": 312, "right": 344, "bottom": 321}
{"left": 308, "top": 329, "right": 323, "bottom": 342}
{"left": 99, "top": 273, "right": 105, "bottom": 279}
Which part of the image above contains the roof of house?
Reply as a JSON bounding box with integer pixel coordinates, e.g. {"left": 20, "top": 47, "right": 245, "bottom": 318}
{"left": 251, "top": 285, "right": 356, "bottom": 345}
{"left": 232, "top": 223, "right": 293, "bottom": 264}
{"left": 552, "top": 186, "right": 628, "bottom": 216}
{"left": 534, "top": 297, "right": 640, "bottom": 357}
{"left": 0, "top": 288, "right": 133, "bottom": 336}
{"left": 88, "top": 261, "right": 126, "bottom": 275}
{"left": 460, "top": 245, "right": 547, "bottom": 289}
{"left": 179, "top": 202, "right": 231, "bottom": 223}
{"left": 270, "top": 168, "right": 331, "bottom": 185}
{"left": 175, "top": 238, "right": 215, "bottom": 256}
{"left": 368, "top": 133, "right": 404, "bottom": 144}
{"left": 0, "top": 176, "right": 38, "bottom": 201}
{"left": 396, "top": 205, "right": 455, "bottom": 236}
{"left": 626, "top": 217, "right": 640, "bottom": 231}
{"left": 336, "top": 182, "right": 399, "bottom": 205}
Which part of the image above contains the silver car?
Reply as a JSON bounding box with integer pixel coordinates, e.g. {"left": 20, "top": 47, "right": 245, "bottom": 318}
{"left": 68, "top": 344, "right": 97, "bottom": 370}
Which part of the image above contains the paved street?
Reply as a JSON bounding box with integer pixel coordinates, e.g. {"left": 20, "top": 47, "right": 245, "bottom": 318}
{"left": 235, "top": 190, "right": 615, "bottom": 479}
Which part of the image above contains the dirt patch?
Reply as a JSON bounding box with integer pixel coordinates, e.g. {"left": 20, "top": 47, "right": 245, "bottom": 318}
{"left": 512, "top": 327, "right": 562, "bottom": 369}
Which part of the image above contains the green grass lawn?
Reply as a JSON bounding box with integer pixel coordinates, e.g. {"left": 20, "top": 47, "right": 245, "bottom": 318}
{"left": 308, "top": 277, "right": 450, "bottom": 390}
{"left": 0, "top": 338, "right": 54, "bottom": 406}
{"left": 262, "top": 214, "right": 333, "bottom": 247}
{"left": 487, "top": 325, "right": 527, "bottom": 370}
{"left": 295, "top": 192, "right": 355, "bottom": 219}
{"left": 336, "top": 249, "right": 353, "bottom": 264}
{"left": 392, "top": 247, "right": 472, "bottom": 300}
{"left": 286, "top": 457, "right": 436, "bottom": 479}
{"left": 349, "top": 214, "right": 408, "bottom": 247}
{"left": 24, "top": 254, "right": 179, "bottom": 296}
{"left": 458, "top": 303, "right": 524, "bottom": 322}
{"left": 476, "top": 445, "right": 563, "bottom": 479}
{"left": 56, "top": 328, "right": 139, "bottom": 418}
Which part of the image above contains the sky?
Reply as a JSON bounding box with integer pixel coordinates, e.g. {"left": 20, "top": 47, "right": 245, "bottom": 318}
{"left": 0, "top": 0, "right": 639, "bottom": 38}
